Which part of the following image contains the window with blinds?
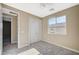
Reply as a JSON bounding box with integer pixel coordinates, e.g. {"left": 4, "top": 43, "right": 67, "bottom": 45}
{"left": 48, "top": 16, "right": 66, "bottom": 35}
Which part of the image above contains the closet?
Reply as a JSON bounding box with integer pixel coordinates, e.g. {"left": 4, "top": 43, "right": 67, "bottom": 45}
{"left": 28, "top": 16, "right": 42, "bottom": 44}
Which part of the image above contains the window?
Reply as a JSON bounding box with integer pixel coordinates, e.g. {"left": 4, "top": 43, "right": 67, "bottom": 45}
{"left": 48, "top": 16, "right": 66, "bottom": 34}
{"left": 57, "top": 16, "right": 66, "bottom": 24}
{"left": 48, "top": 17, "right": 56, "bottom": 25}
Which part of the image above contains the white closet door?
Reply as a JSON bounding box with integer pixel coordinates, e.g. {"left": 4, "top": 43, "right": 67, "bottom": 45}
{"left": 29, "top": 17, "right": 42, "bottom": 44}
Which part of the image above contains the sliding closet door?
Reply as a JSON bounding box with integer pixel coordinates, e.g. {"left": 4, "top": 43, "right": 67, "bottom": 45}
{"left": 0, "top": 4, "right": 2, "bottom": 54}
{"left": 28, "top": 17, "right": 42, "bottom": 44}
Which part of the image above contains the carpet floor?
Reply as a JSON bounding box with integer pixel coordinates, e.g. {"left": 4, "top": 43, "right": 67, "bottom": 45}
{"left": 2, "top": 41, "right": 79, "bottom": 55}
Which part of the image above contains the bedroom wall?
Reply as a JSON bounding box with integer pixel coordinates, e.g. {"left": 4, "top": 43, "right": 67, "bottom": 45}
{"left": 42, "top": 5, "right": 79, "bottom": 52}
{"left": 11, "top": 16, "right": 17, "bottom": 44}
{"left": 17, "top": 11, "right": 28, "bottom": 48}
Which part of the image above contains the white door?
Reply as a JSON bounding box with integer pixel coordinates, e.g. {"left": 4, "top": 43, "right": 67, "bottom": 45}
{"left": 28, "top": 17, "right": 42, "bottom": 44}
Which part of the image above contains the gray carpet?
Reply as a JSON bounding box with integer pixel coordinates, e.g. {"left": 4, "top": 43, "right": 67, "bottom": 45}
{"left": 2, "top": 41, "right": 79, "bottom": 55}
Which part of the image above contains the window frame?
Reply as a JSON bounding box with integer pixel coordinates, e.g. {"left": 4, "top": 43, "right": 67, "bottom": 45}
{"left": 48, "top": 15, "right": 66, "bottom": 35}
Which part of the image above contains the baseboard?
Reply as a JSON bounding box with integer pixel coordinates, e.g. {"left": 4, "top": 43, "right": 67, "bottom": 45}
{"left": 43, "top": 40, "right": 79, "bottom": 53}
{"left": 0, "top": 50, "right": 2, "bottom": 55}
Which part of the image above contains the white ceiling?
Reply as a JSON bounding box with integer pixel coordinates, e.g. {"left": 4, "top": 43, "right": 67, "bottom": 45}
{"left": 5, "top": 3, "right": 78, "bottom": 18}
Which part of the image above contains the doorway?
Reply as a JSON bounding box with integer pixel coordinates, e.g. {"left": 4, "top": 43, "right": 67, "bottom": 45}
{"left": 3, "top": 20, "right": 11, "bottom": 47}
{"left": 2, "top": 14, "right": 18, "bottom": 53}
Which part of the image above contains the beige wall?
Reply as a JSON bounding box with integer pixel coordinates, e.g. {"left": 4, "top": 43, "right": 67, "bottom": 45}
{"left": 11, "top": 16, "right": 17, "bottom": 44}
{"left": 18, "top": 11, "right": 28, "bottom": 48}
{"left": 42, "top": 5, "right": 79, "bottom": 51}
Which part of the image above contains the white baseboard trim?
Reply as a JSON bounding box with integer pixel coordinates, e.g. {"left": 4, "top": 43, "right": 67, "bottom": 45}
{"left": 0, "top": 50, "right": 2, "bottom": 55}
{"left": 43, "top": 40, "right": 79, "bottom": 53}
